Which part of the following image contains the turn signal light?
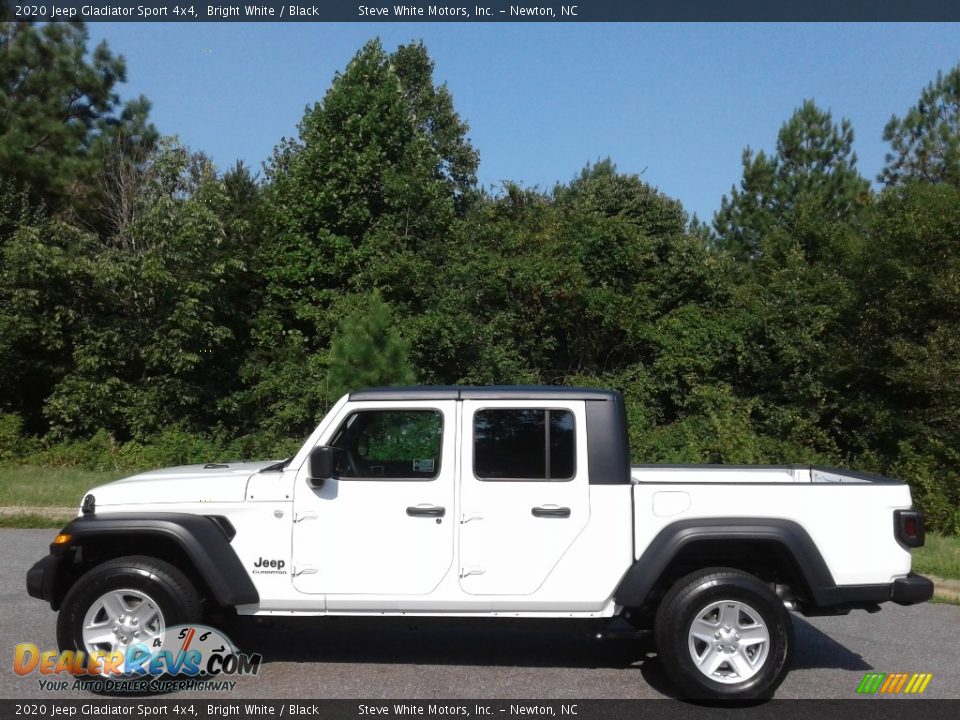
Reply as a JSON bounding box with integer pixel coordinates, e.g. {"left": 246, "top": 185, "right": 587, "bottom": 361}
{"left": 53, "top": 533, "right": 71, "bottom": 545}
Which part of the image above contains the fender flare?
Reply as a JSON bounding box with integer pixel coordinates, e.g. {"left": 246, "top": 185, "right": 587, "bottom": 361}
{"left": 50, "top": 512, "right": 259, "bottom": 608}
{"left": 613, "top": 517, "right": 841, "bottom": 608}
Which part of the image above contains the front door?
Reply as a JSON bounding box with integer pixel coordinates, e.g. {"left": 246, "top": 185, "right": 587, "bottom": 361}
{"left": 292, "top": 400, "right": 456, "bottom": 597}
{"left": 458, "top": 400, "right": 590, "bottom": 595}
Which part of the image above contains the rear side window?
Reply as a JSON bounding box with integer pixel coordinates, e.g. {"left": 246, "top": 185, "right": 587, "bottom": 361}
{"left": 330, "top": 410, "right": 442, "bottom": 480}
{"left": 474, "top": 409, "right": 575, "bottom": 481}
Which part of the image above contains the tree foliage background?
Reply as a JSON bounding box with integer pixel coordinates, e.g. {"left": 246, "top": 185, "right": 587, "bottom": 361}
{"left": 1, "top": 25, "right": 958, "bottom": 533}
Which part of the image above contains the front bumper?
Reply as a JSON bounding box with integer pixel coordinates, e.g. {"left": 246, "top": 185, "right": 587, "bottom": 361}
{"left": 26, "top": 554, "right": 64, "bottom": 607}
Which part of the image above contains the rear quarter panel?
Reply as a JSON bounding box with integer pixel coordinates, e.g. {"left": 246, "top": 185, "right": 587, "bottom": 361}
{"left": 632, "top": 482, "right": 914, "bottom": 585}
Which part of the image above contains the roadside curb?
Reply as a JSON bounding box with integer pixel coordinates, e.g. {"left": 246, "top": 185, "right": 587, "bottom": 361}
{"left": 0, "top": 506, "right": 76, "bottom": 521}
{"left": 927, "top": 574, "right": 960, "bottom": 603}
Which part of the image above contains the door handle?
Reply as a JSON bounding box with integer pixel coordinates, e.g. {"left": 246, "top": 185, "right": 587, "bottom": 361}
{"left": 532, "top": 506, "right": 571, "bottom": 518}
{"left": 406, "top": 505, "right": 446, "bottom": 518}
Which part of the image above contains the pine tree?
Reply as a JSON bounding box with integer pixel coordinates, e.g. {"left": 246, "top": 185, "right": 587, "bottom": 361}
{"left": 881, "top": 64, "right": 960, "bottom": 187}
{"left": 0, "top": 21, "right": 157, "bottom": 220}
{"left": 326, "top": 291, "right": 416, "bottom": 403}
{"left": 713, "top": 100, "right": 869, "bottom": 261}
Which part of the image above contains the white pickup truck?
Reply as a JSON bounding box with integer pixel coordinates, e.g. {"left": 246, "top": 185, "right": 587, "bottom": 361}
{"left": 27, "top": 386, "right": 933, "bottom": 699}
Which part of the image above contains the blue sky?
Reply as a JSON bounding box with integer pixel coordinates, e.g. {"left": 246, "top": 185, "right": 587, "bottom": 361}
{"left": 87, "top": 23, "right": 960, "bottom": 223}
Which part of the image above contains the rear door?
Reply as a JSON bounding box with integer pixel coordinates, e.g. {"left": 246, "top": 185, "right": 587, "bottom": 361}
{"left": 291, "top": 400, "right": 456, "bottom": 597}
{"left": 458, "top": 399, "right": 590, "bottom": 595}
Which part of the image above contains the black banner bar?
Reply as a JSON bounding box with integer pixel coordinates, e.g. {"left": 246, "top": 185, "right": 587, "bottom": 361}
{"left": 3, "top": 0, "right": 960, "bottom": 22}
{"left": 2, "top": 700, "right": 960, "bottom": 720}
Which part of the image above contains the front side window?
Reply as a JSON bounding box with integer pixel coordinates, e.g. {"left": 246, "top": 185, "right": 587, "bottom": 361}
{"left": 330, "top": 410, "right": 443, "bottom": 480}
{"left": 474, "top": 408, "right": 575, "bottom": 481}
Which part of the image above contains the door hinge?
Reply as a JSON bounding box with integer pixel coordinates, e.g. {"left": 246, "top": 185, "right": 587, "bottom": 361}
{"left": 460, "top": 565, "right": 486, "bottom": 578}
{"left": 294, "top": 511, "right": 317, "bottom": 523}
{"left": 460, "top": 512, "right": 484, "bottom": 524}
{"left": 293, "top": 565, "right": 317, "bottom": 577}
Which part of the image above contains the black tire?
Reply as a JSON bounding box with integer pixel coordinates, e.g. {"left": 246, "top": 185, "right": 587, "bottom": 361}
{"left": 57, "top": 555, "right": 202, "bottom": 657}
{"left": 653, "top": 567, "right": 793, "bottom": 701}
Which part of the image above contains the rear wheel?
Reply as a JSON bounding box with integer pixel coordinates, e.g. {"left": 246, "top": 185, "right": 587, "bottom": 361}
{"left": 653, "top": 568, "right": 793, "bottom": 700}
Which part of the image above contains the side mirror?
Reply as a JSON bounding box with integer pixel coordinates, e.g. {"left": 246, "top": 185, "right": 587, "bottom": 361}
{"left": 308, "top": 446, "right": 340, "bottom": 487}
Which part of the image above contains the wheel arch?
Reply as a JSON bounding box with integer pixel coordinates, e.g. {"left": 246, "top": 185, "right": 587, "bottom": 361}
{"left": 614, "top": 518, "right": 837, "bottom": 611}
{"left": 43, "top": 513, "right": 258, "bottom": 610}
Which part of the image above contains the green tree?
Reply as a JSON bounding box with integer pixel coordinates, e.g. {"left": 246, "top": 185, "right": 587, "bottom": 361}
{"left": 426, "top": 160, "right": 742, "bottom": 418}
{"left": 881, "top": 64, "right": 960, "bottom": 187}
{"left": 246, "top": 39, "right": 475, "bottom": 434}
{"left": 714, "top": 100, "right": 869, "bottom": 261}
{"left": 0, "top": 21, "right": 156, "bottom": 219}
{"left": 34, "top": 140, "right": 250, "bottom": 439}
{"left": 0, "top": 218, "right": 101, "bottom": 433}
{"left": 846, "top": 183, "right": 960, "bottom": 532}
{"left": 728, "top": 223, "right": 855, "bottom": 462}
{"left": 705, "top": 104, "right": 877, "bottom": 465}
{"left": 390, "top": 41, "right": 479, "bottom": 205}
{"left": 0, "top": 176, "right": 42, "bottom": 244}
{"left": 221, "top": 160, "right": 262, "bottom": 229}
{"left": 326, "top": 291, "right": 415, "bottom": 403}
{"left": 551, "top": 160, "right": 721, "bottom": 381}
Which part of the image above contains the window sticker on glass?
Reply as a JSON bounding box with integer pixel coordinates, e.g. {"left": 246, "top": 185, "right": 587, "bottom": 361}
{"left": 413, "top": 458, "right": 435, "bottom": 473}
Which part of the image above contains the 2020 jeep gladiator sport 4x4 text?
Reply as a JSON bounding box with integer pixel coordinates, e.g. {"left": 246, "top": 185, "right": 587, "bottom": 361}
{"left": 27, "top": 386, "right": 933, "bottom": 699}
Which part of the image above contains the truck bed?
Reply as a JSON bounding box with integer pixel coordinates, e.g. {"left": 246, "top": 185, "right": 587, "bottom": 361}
{"left": 629, "top": 465, "right": 913, "bottom": 586}
{"left": 631, "top": 465, "right": 900, "bottom": 484}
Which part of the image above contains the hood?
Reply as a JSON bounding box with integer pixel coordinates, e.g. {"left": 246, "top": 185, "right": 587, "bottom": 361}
{"left": 87, "top": 461, "right": 280, "bottom": 507}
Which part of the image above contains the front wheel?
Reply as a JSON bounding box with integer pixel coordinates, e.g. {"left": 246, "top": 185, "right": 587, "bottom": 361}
{"left": 653, "top": 568, "right": 793, "bottom": 700}
{"left": 57, "top": 555, "right": 202, "bottom": 658}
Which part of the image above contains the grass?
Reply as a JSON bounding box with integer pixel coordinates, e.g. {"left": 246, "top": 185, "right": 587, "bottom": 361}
{"left": 0, "top": 513, "right": 66, "bottom": 529}
{"left": 913, "top": 533, "right": 960, "bottom": 581}
{"left": 0, "top": 464, "right": 126, "bottom": 508}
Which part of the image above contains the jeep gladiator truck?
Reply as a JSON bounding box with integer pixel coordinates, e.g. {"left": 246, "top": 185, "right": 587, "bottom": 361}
{"left": 27, "top": 386, "right": 933, "bottom": 699}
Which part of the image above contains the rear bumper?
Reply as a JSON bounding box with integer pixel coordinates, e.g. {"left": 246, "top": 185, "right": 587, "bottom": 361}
{"left": 801, "top": 572, "right": 934, "bottom": 615}
{"left": 891, "top": 573, "right": 935, "bottom": 605}
{"left": 833, "top": 573, "right": 934, "bottom": 607}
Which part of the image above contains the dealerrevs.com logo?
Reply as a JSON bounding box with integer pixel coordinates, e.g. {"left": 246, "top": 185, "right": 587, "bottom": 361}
{"left": 856, "top": 672, "right": 934, "bottom": 695}
{"left": 14, "top": 624, "right": 261, "bottom": 693}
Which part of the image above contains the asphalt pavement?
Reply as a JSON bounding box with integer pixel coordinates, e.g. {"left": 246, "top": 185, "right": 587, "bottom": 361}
{"left": 2, "top": 529, "right": 957, "bottom": 700}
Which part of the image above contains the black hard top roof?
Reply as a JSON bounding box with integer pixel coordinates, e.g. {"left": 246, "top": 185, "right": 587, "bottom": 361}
{"left": 349, "top": 385, "right": 620, "bottom": 402}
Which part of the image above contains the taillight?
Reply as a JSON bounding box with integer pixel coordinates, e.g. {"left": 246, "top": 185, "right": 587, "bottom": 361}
{"left": 894, "top": 509, "right": 925, "bottom": 548}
